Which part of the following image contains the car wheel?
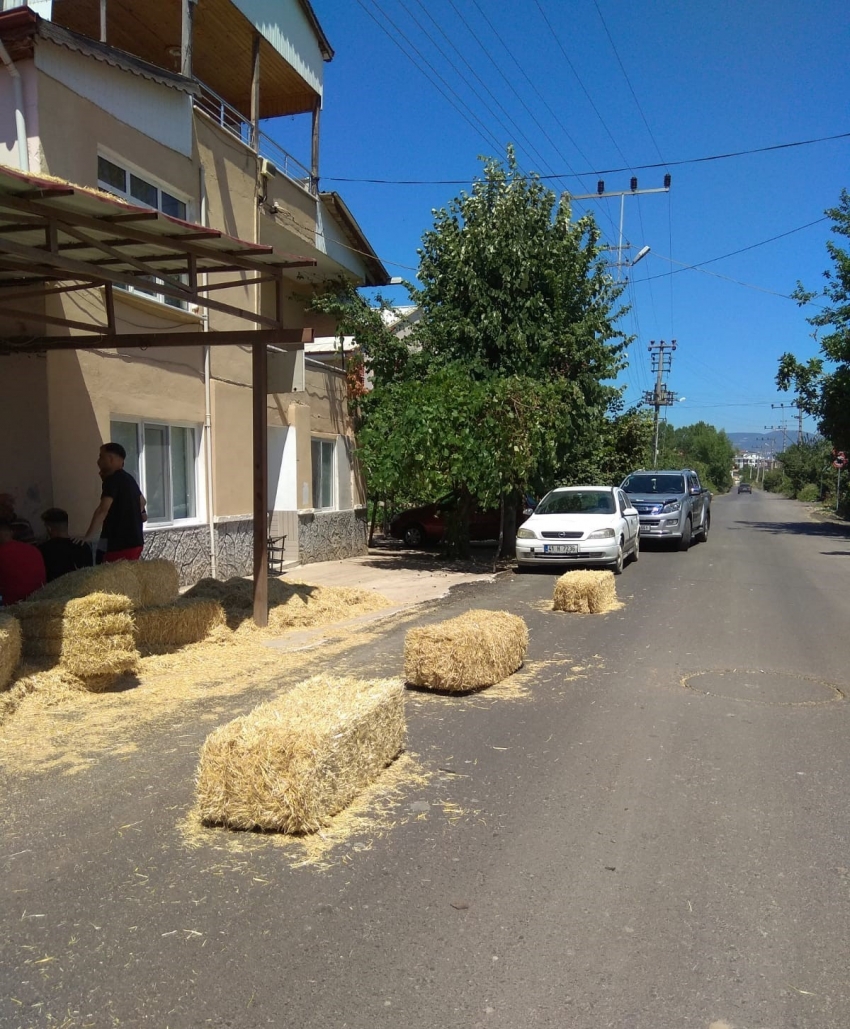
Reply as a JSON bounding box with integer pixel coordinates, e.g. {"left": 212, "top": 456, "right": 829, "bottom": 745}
{"left": 696, "top": 511, "right": 710, "bottom": 543}
{"left": 403, "top": 524, "right": 425, "bottom": 547}
{"left": 630, "top": 533, "right": 640, "bottom": 563}
{"left": 613, "top": 540, "right": 625, "bottom": 575}
{"left": 678, "top": 518, "right": 692, "bottom": 552}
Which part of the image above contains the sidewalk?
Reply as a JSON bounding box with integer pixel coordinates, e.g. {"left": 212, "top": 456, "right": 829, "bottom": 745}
{"left": 280, "top": 543, "right": 498, "bottom": 607}
{"left": 266, "top": 542, "right": 499, "bottom": 652}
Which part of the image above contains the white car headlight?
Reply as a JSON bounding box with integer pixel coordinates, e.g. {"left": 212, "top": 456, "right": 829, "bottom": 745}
{"left": 662, "top": 499, "right": 681, "bottom": 512}
{"left": 587, "top": 527, "right": 616, "bottom": 539}
{"left": 516, "top": 527, "right": 536, "bottom": 539}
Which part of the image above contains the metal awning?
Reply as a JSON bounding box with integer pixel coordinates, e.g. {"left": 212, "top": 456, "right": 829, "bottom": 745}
{"left": 0, "top": 164, "right": 316, "bottom": 625}
{"left": 0, "top": 165, "right": 316, "bottom": 351}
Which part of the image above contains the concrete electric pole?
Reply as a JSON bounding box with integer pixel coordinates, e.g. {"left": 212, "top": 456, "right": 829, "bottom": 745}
{"left": 642, "top": 339, "right": 678, "bottom": 469}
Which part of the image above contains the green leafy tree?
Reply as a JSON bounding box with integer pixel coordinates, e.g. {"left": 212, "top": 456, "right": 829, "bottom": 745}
{"left": 654, "top": 421, "right": 735, "bottom": 492}
{"left": 780, "top": 189, "right": 850, "bottom": 451}
{"left": 775, "top": 437, "right": 832, "bottom": 498}
{"left": 347, "top": 150, "right": 634, "bottom": 555}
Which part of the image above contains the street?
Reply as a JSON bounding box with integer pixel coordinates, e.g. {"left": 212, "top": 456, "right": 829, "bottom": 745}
{"left": 2, "top": 489, "right": 850, "bottom": 1029}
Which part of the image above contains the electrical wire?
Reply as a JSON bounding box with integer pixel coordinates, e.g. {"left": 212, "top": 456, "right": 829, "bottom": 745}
{"left": 323, "top": 130, "right": 850, "bottom": 185}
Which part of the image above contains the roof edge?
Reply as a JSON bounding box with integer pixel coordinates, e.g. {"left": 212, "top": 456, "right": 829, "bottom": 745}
{"left": 319, "top": 191, "right": 389, "bottom": 287}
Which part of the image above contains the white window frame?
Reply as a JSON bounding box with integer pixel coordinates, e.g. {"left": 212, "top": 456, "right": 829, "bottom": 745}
{"left": 109, "top": 418, "right": 204, "bottom": 528}
{"left": 97, "top": 150, "right": 192, "bottom": 310}
{"left": 311, "top": 437, "right": 336, "bottom": 511}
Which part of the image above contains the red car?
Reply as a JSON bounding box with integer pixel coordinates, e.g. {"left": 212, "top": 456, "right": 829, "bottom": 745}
{"left": 389, "top": 496, "right": 503, "bottom": 547}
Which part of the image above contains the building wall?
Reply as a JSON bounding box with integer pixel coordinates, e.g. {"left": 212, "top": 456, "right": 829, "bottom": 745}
{"left": 0, "top": 353, "right": 53, "bottom": 528}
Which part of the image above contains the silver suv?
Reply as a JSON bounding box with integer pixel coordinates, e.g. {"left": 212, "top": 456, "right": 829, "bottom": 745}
{"left": 620, "top": 469, "right": 710, "bottom": 551}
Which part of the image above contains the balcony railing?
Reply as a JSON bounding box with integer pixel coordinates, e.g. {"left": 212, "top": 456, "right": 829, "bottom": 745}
{"left": 194, "top": 82, "right": 316, "bottom": 195}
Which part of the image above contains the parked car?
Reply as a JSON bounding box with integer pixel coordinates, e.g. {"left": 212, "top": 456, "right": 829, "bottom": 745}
{"left": 515, "top": 486, "right": 639, "bottom": 574}
{"left": 738, "top": 482, "right": 752, "bottom": 494}
{"left": 621, "top": 468, "right": 710, "bottom": 551}
{"left": 389, "top": 496, "right": 503, "bottom": 547}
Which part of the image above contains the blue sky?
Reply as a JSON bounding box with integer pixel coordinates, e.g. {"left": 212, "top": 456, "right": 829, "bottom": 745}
{"left": 271, "top": 0, "right": 849, "bottom": 436}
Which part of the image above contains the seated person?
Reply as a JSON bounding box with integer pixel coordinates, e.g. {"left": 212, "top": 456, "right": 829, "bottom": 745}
{"left": 0, "top": 517, "right": 46, "bottom": 605}
{"left": 38, "top": 507, "right": 94, "bottom": 582}
{"left": 0, "top": 492, "right": 35, "bottom": 543}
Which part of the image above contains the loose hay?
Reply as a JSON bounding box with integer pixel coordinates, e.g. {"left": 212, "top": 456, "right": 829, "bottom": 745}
{"left": 553, "top": 569, "right": 617, "bottom": 614}
{"left": 134, "top": 598, "right": 225, "bottom": 649}
{"left": 186, "top": 576, "right": 391, "bottom": 635}
{"left": 15, "top": 592, "right": 138, "bottom": 682}
{"left": 404, "top": 609, "right": 528, "bottom": 692}
{"left": 0, "top": 612, "right": 22, "bottom": 690}
{"left": 132, "top": 559, "right": 180, "bottom": 608}
{"left": 196, "top": 674, "right": 406, "bottom": 834}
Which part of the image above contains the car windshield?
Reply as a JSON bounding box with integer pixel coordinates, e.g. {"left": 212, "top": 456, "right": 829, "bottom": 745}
{"left": 535, "top": 491, "right": 615, "bottom": 515}
{"left": 622, "top": 474, "right": 685, "bottom": 494}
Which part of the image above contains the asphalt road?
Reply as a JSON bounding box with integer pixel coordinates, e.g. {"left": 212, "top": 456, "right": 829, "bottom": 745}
{"left": 3, "top": 490, "right": 850, "bottom": 1029}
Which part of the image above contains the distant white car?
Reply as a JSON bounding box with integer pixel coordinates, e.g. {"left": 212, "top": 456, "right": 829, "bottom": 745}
{"left": 515, "top": 485, "right": 640, "bottom": 574}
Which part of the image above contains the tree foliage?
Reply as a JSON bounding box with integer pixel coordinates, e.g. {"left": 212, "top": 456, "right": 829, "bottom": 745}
{"left": 779, "top": 189, "right": 850, "bottom": 450}
{"left": 656, "top": 420, "right": 735, "bottom": 492}
{"left": 314, "top": 151, "right": 636, "bottom": 553}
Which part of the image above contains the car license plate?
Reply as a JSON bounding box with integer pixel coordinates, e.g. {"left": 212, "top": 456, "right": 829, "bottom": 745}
{"left": 543, "top": 544, "right": 578, "bottom": 554}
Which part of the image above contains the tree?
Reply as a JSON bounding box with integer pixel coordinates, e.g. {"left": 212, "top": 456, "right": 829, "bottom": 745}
{"left": 655, "top": 421, "right": 735, "bottom": 493}
{"left": 780, "top": 189, "right": 850, "bottom": 451}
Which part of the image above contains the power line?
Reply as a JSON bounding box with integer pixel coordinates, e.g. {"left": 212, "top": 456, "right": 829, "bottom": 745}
{"left": 322, "top": 130, "right": 850, "bottom": 185}
{"left": 352, "top": 0, "right": 504, "bottom": 156}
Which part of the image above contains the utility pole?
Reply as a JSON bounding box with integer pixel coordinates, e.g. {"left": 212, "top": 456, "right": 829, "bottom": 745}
{"left": 565, "top": 175, "right": 671, "bottom": 280}
{"left": 765, "top": 420, "right": 788, "bottom": 453}
{"left": 642, "top": 339, "right": 678, "bottom": 468}
{"left": 771, "top": 402, "right": 803, "bottom": 446}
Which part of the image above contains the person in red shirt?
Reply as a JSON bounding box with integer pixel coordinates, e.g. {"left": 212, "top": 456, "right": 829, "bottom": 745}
{"left": 0, "top": 517, "right": 46, "bottom": 605}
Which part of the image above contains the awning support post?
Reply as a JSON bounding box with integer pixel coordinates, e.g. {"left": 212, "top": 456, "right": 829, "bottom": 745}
{"left": 252, "top": 341, "right": 269, "bottom": 627}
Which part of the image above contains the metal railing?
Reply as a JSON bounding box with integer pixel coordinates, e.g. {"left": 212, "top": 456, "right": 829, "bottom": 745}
{"left": 193, "top": 82, "right": 315, "bottom": 195}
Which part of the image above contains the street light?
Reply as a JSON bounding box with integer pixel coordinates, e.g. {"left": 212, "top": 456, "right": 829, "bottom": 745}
{"left": 632, "top": 245, "right": 651, "bottom": 266}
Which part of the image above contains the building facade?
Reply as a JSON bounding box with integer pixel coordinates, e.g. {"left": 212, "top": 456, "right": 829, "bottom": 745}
{"left": 0, "top": 0, "right": 386, "bottom": 580}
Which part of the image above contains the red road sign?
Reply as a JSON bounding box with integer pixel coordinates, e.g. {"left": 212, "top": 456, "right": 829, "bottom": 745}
{"left": 833, "top": 451, "right": 847, "bottom": 469}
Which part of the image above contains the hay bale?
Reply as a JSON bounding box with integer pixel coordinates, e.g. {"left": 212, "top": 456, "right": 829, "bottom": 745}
{"left": 404, "top": 609, "right": 528, "bottom": 692}
{"left": 132, "top": 560, "right": 180, "bottom": 608}
{"left": 30, "top": 562, "right": 143, "bottom": 607}
{"left": 552, "top": 570, "right": 617, "bottom": 614}
{"left": 0, "top": 612, "right": 22, "bottom": 690}
{"left": 16, "top": 592, "right": 138, "bottom": 682}
{"left": 134, "top": 598, "right": 225, "bottom": 648}
{"left": 196, "top": 675, "right": 406, "bottom": 833}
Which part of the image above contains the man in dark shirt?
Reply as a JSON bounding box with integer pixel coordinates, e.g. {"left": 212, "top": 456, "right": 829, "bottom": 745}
{"left": 38, "top": 508, "right": 93, "bottom": 581}
{"left": 0, "top": 517, "right": 46, "bottom": 605}
{"left": 81, "top": 443, "right": 147, "bottom": 561}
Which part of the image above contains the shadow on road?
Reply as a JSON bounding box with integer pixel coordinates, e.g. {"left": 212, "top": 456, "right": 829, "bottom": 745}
{"left": 363, "top": 535, "right": 500, "bottom": 574}
{"left": 733, "top": 519, "right": 850, "bottom": 540}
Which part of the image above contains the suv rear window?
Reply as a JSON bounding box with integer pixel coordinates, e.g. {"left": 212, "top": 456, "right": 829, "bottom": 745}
{"left": 622, "top": 473, "right": 685, "bottom": 494}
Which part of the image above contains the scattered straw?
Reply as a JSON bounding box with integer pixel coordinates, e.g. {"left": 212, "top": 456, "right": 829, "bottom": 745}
{"left": 196, "top": 674, "right": 406, "bottom": 834}
{"left": 186, "top": 576, "right": 391, "bottom": 636}
{"left": 134, "top": 598, "right": 225, "bottom": 650}
{"left": 0, "top": 662, "right": 89, "bottom": 723}
{"left": 182, "top": 752, "right": 431, "bottom": 869}
{"left": 404, "top": 609, "right": 528, "bottom": 692}
{"left": 552, "top": 570, "right": 617, "bottom": 614}
{"left": 0, "top": 612, "right": 22, "bottom": 690}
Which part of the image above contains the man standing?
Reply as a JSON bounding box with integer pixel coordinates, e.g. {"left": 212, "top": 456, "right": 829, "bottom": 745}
{"left": 38, "top": 508, "right": 94, "bottom": 581}
{"left": 0, "top": 517, "right": 46, "bottom": 605}
{"left": 81, "top": 443, "right": 147, "bottom": 561}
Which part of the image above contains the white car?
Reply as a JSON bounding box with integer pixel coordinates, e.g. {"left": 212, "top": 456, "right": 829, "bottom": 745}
{"left": 515, "top": 485, "right": 640, "bottom": 574}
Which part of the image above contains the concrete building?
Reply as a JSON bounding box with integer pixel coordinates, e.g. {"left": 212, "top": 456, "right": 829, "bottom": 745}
{"left": 0, "top": 0, "right": 387, "bottom": 583}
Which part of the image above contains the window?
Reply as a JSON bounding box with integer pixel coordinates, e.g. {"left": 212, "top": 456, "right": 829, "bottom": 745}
{"left": 311, "top": 438, "right": 335, "bottom": 509}
{"left": 110, "top": 420, "right": 198, "bottom": 524}
{"left": 97, "top": 155, "right": 189, "bottom": 308}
